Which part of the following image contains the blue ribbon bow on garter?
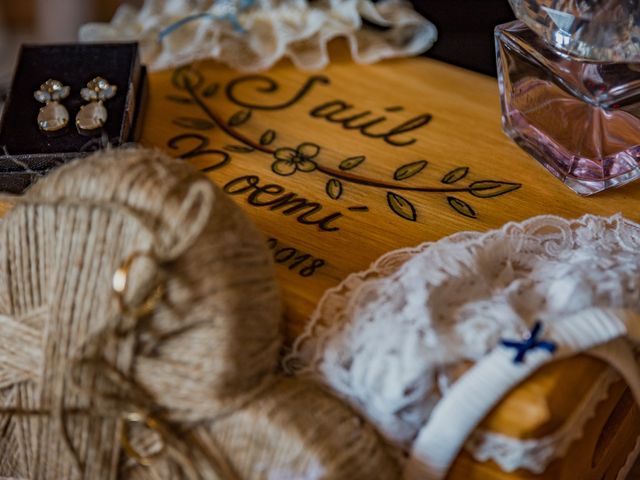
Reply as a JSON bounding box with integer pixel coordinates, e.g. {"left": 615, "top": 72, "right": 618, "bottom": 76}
{"left": 500, "top": 321, "right": 557, "bottom": 364}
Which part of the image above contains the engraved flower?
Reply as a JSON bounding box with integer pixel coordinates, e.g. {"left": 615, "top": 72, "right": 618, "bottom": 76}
{"left": 271, "top": 143, "right": 319, "bottom": 176}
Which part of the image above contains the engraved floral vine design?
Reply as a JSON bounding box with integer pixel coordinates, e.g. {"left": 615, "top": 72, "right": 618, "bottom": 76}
{"left": 168, "top": 66, "right": 522, "bottom": 222}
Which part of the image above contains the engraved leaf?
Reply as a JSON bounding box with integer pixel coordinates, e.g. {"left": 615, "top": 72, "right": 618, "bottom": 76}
{"left": 447, "top": 196, "right": 476, "bottom": 218}
{"left": 441, "top": 167, "right": 469, "bottom": 184}
{"left": 394, "top": 160, "right": 428, "bottom": 181}
{"left": 387, "top": 192, "right": 417, "bottom": 221}
{"left": 339, "top": 156, "right": 366, "bottom": 171}
{"left": 469, "top": 181, "right": 522, "bottom": 198}
{"left": 224, "top": 145, "right": 255, "bottom": 153}
{"left": 393, "top": 114, "right": 432, "bottom": 131}
{"left": 260, "top": 129, "right": 276, "bottom": 145}
{"left": 228, "top": 109, "right": 252, "bottom": 126}
{"left": 172, "top": 117, "right": 215, "bottom": 130}
{"left": 326, "top": 179, "right": 343, "bottom": 200}
{"left": 172, "top": 66, "right": 204, "bottom": 90}
{"left": 202, "top": 82, "right": 219, "bottom": 97}
{"left": 165, "top": 95, "right": 194, "bottom": 104}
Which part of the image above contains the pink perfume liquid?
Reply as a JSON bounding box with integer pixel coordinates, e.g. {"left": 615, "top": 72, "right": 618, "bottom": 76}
{"left": 496, "top": 21, "right": 640, "bottom": 195}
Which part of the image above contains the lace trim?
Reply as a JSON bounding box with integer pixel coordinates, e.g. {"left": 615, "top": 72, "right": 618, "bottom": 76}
{"left": 618, "top": 435, "right": 640, "bottom": 480}
{"left": 284, "top": 214, "right": 640, "bottom": 468}
{"left": 283, "top": 239, "right": 433, "bottom": 373}
{"left": 465, "top": 368, "right": 619, "bottom": 473}
{"left": 79, "top": 0, "right": 437, "bottom": 72}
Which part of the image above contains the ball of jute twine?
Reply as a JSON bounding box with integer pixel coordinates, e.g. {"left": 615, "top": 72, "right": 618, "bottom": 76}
{"left": 0, "top": 148, "right": 399, "bottom": 479}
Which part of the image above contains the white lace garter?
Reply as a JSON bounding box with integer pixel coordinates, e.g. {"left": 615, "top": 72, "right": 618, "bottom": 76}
{"left": 283, "top": 214, "right": 640, "bottom": 479}
{"left": 79, "top": 0, "right": 437, "bottom": 72}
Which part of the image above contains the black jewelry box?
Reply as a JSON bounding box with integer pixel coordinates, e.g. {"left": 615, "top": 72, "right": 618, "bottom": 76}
{"left": 0, "top": 43, "right": 147, "bottom": 194}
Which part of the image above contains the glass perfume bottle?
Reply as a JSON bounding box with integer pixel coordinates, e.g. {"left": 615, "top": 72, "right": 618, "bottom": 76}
{"left": 495, "top": 0, "right": 640, "bottom": 195}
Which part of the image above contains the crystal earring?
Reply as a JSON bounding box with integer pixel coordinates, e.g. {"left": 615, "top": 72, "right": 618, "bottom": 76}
{"left": 76, "top": 77, "right": 117, "bottom": 133}
{"left": 34, "top": 79, "right": 70, "bottom": 132}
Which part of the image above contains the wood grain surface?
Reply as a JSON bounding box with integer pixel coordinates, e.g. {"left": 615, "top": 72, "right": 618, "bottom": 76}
{"left": 141, "top": 46, "right": 640, "bottom": 338}
{"left": 137, "top": 45, "right": 640, "bottom": 478}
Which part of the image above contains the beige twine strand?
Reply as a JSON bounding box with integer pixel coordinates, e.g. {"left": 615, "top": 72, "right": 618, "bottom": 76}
{"left": 0, "top": 148, "right": 399, "bottom": 480}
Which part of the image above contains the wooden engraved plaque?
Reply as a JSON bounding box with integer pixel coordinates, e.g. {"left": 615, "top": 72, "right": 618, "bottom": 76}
{"left": 138, "top": 47, "right": 640, "bottom": 478}
{"left": 140, "top": 48, "right": 640, "bottom": 338}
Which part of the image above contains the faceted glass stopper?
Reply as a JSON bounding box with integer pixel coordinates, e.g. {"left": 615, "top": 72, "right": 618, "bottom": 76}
{"left": 509, "top": 0, "right": 640, "bottom": 61}
{"left": 496, "top": 21, "right": 640, "bottom": 195}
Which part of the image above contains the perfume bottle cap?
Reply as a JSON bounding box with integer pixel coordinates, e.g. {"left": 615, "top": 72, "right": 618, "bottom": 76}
{"left": 509, "top": 0, "right": 640, "bottom": 62}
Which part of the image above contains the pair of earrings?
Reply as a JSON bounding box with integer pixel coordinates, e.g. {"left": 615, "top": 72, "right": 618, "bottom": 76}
{"left": 34, "top": 77, "right": 117, "bottom": 133}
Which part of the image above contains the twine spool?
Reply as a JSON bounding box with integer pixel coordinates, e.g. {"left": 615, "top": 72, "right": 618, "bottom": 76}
{"left": 0, "top": 148, "right": 399, "bottom": 479}
{"left": 124, "top": 377, "right": 401, "bottom": 480}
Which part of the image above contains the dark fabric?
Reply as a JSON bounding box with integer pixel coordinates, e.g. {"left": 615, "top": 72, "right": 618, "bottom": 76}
{"left": 0, "top": 43, "right": 141, "bottom": 155}
{"left": 412, "top": 0, "right": 515, "bottom": 77}
{"left": 0, "top": 43, "right": 146, "bottom": 193}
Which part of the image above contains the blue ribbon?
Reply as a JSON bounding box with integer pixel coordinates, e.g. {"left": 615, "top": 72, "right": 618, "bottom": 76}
{"left": 500, "top": 321, "right": 557, "bottom": 364}
{"left": 158, "top": 0, "right": 257, "bottom": 39}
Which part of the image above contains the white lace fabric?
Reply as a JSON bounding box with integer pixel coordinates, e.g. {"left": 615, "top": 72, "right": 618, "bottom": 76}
{"left": 284, "top": 214, "right": 640, "bottom": 477}
{"left": 79, "top": 0, "right": 437, "bottom": 72}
